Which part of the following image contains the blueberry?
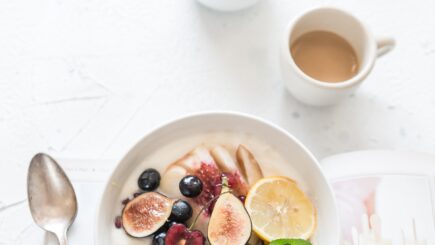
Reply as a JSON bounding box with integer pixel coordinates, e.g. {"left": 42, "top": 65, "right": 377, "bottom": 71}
{"left": 152, "top": 231, "right": 166, "bottom": 245}
{"left": 179, "top": 175, "right": 203, "bottom": 198}
{"left": 170, "top": 200, "right": 193, "bottom": 222}
{"left": 167, "top": 220, "right": 180, "bottom": 228}
{"left": 138, "top": 168, "right": 161, "bottom": 191}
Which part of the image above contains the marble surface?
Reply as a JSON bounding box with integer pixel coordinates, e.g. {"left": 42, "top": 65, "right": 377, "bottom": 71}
{"left": 1, "top": 0, "right": 435, "bottom": 244}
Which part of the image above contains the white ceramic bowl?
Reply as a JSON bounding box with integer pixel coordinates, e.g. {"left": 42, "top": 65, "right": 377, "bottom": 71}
{"left": 95, "top": 112, "right": 339, "bottom": 244}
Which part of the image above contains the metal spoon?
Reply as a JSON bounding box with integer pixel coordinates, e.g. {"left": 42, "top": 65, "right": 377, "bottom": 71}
{"left": 27, "top": 153, "right": 78, "bottom": 245}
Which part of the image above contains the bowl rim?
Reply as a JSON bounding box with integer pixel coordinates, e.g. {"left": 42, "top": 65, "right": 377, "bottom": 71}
{"left": 94, "top": 111, "right": 340, "bottom": 244}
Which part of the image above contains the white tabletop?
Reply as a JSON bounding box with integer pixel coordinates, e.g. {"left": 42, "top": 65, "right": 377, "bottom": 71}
{"left": 1, "top": 0, "right": 435, "bottom": 244}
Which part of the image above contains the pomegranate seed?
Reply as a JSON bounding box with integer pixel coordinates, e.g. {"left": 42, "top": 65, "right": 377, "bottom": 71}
{"left": 114, "top": 216, "right": 122, "bottom": 229}
{"left": 238, "top": 195, "right": 246, "bottom": 203}
{"left": 121, "top": 198, "right": 130, "bottom": 205}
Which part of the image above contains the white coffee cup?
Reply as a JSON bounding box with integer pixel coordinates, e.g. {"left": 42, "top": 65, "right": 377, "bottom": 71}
{"left": 197, "top": 0, "right": 260, "bottom": 12}
{"left": 280, "top": 7, "right": 395, "bottom": 106}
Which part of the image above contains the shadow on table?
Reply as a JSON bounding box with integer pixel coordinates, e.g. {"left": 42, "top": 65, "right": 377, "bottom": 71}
{"left": 192, "top": 1, "right": 278, "bottom": 92}
{"left": 43, "top": 231, "right": 58, "bottom": 245}
{"left": 276, "top": 89, "right": 401, "bottom": 158}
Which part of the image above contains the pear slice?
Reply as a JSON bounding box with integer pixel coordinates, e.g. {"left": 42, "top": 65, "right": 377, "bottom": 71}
{"left": 122, "top": 192, "right": 173, "bottom": 237}
{"left": 207, "top": 177, "right": 252, "bottom": 245}
{"left": 236, "top": 144, "right": 264, "bottom": 186}
{"left": 210, "top": 145, "right": 239, "bottom": 173}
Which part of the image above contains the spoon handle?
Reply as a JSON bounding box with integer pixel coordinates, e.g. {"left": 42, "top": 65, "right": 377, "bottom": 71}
{"left": 56, "top": 231, "right": 68, "bottom": 245}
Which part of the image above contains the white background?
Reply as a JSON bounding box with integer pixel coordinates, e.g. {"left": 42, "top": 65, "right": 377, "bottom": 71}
{"left": 1, "top": 0, "right": 435, "bottom": 244}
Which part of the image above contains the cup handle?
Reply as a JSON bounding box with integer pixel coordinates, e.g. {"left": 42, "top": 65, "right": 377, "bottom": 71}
{"left": 376, "top": 37, "right": 395, "bottom": 57}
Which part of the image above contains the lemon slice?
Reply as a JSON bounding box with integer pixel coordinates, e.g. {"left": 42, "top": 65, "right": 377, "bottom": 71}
{"left": 244, "top": 176, "right": 316, "bottom": 242}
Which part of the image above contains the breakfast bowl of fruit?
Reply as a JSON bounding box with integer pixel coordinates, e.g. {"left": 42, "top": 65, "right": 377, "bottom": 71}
{"left": 95, "top": 112, "right": 339, "bottom": 245}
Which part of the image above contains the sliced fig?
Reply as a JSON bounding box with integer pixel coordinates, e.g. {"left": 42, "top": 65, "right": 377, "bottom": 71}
{"left": 122, "top": 192, "right": 173, "bottom": 237}
{"left": 207, "top": 177, "right": 252, "bottom": 245}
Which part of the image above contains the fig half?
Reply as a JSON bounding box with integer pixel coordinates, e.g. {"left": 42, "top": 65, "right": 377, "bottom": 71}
{"left": 207, "top": 177, "right": 252, "bottom": 245}
{"left": 122, "top": 192, "right": 173, "bottom": 237}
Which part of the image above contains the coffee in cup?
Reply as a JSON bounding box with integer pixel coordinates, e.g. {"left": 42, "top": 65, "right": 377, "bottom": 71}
{"left": 290, "top": 30, "right": 359, "bottom": 83}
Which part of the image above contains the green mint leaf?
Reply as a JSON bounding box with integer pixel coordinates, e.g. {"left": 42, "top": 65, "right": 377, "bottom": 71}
{"left": 269, "top": 238, "right": 312, "bottom": 245}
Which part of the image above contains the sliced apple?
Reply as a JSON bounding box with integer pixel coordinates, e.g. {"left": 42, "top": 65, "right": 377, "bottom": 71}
{"left": 122, "top": 192, "right": 173, "bottom": 237}
{"left": 207, "top": 177, "right": 252, "bottom": 245}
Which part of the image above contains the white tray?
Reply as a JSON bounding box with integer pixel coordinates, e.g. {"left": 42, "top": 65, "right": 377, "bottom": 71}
{"left": 321, "top": 150, "right": 435, "bottom": 245}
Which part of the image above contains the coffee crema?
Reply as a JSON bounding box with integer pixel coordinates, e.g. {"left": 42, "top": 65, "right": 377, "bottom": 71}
{"left": 291, "top": 31, "right": 359, "bottom": 83}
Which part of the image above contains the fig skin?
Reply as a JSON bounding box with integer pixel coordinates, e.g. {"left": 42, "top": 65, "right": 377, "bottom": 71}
{"left": 121, "top": 192, "right": 174, "bottom": 238}
{"left": 207, "top": 177, "right": 252, "bottom": 245}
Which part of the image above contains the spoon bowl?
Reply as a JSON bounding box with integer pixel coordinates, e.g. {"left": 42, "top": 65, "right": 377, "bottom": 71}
{"left": 27, "top": 153, "right": 78, "bottom": 245}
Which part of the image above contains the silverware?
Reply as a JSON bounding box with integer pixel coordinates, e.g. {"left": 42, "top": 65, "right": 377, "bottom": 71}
{"left": 27, "top": 153, "right": 78, "bottom": 245}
